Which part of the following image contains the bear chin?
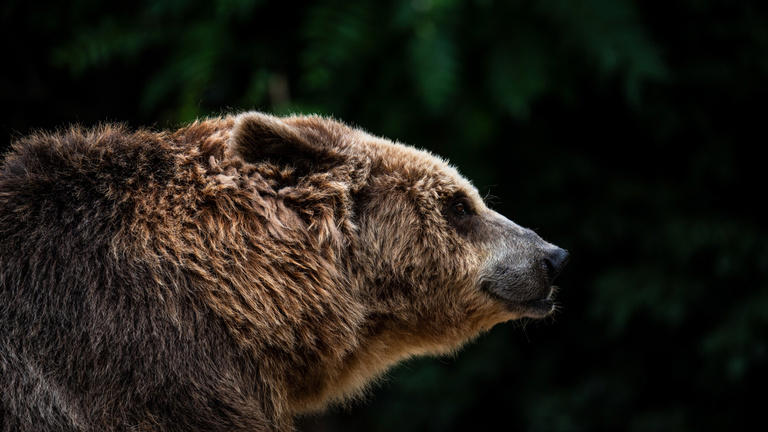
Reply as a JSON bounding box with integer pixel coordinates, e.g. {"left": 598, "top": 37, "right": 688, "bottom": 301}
{"left": 489, "top": 286, "right": 558, "bottom": 319}
{"left": 517, "top": 297, "right": 557, "bottom": 318}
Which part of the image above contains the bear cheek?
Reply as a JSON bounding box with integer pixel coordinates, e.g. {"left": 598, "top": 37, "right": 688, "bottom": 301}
{"left": 450, "top": 245, "right": 511, "bottom": 321}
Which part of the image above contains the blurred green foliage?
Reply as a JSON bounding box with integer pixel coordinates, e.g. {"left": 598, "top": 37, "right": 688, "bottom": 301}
{"left": 1, "top": 0, "right": 767, "bottom": 430}
{"left": 19, "top": 0, "right": 666, "bottom": 123}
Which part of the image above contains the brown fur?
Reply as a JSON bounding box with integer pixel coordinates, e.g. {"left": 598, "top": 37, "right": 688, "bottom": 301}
{"left": 0, "top": 112, "right": 563, "bottom": 431}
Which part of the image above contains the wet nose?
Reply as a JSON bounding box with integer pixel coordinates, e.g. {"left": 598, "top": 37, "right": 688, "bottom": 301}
{"left": 543, "top": 247, "right": 569, "bottom": 282}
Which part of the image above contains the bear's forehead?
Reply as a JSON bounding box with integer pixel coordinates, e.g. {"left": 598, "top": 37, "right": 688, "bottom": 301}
{"left": 352, "top": 130, "right": 485, "bottom": 208}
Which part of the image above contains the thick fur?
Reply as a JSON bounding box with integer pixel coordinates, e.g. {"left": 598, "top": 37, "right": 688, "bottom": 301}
{"left": 0, "top": 112, "right": 559, "bottom": 431}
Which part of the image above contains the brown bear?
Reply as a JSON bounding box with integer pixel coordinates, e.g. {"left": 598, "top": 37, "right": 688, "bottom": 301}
{"left": 0, "top": 112, "right": 568, "bottom": 431}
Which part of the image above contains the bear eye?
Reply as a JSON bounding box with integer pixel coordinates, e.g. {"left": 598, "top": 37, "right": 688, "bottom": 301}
{"left": 445, "top": 195, "right": 476, "bottom": 235}
{"left": 449, "top": 197, "right": 473, "bottom": 218}
{"left": 453, "top": 201, "right": 468, "bottom": 216}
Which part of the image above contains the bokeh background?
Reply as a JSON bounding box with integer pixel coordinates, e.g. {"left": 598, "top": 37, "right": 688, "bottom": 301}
{"left": 2, "top": 0, "right": 767, "bottom": 430}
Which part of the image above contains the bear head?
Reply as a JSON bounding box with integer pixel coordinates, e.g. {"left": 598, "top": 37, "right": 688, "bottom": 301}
{"left": 226, "top": 112, "right": 569, "bottom": 410}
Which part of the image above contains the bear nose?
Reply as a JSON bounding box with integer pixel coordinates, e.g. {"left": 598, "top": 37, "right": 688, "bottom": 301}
{"left": 543, "top": 247, "right": 569, "bottom": 282}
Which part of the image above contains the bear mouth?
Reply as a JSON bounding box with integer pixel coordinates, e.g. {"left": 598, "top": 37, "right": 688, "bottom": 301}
{"left": 483, "top": 283, "right": 558, "bottom": 319}
{"left": 516, "top": 291, "right": 557, "bottom": 318}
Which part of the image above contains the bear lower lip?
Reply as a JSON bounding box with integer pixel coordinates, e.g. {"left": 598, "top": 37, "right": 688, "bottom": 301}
{"left": 486, "top": 286, "right": 557, "bottom": 318}
{"left": 519, "top": 298, "right": 556, "bottom": 318}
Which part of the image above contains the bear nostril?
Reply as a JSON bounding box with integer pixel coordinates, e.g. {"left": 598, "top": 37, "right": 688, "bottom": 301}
{"left": 543, "top": 247, "right": 569, "bottom": 282}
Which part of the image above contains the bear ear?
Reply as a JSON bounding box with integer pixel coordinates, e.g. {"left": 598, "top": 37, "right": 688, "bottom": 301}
{"left": 228, "top": 112, "right": 338, "bottom": 166}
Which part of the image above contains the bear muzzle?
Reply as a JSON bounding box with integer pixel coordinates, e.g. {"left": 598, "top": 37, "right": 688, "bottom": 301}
{"left": 479, "top": 212, "right": 569, "bottom": 318}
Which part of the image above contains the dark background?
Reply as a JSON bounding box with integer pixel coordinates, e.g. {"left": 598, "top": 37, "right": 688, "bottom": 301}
{"left": 2, "top": 0, "right": 766, "bottom": 430}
